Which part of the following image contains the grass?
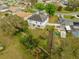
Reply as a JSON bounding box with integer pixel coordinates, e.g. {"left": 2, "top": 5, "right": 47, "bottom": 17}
{"left": 0, "top": 12, "right": 34, "bottom": 59}
{"left": 48, "top": 16, "right": 58, "bottom": 23}
{"left": 0, "top": 31, "right": 35, "bottom": 59}
{"left": 76, "top": 7, "right": 79, "bottom": 11}
{"left": 29, "top": 27, "right": 48, "bottom": 48}
{"left": 64, "top": 15, "right": 79, "bottom": 22}
{"left": 60, "top": 8, "right": 72, "bottom": 13}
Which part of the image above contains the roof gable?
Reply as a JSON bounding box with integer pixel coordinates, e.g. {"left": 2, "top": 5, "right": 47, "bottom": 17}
{"left": 28, "top": 12, "right": 48, "bottom": 22}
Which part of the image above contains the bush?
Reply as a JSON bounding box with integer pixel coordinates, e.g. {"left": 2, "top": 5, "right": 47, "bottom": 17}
{"left": 34, "top": 3, "right": 45, "bottom": 11}
{"left": 57, "top": 6, "right": 63, "bottom": 11}
{"left": 64, "top": 6, "right": 73, "bottom": 11}
{"left": 20, "top": 35, "right": 39, "bottom": 49}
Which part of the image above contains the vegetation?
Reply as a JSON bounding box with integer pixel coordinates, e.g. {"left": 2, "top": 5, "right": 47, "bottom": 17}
{"left": 0, "top": 1, "right": 79, "bottom": 59}
{"left": 64, "top": 15, "right": 79, "bottom": 22}
{"left": 66, "top": 0, "right": 79, "bottom": 11}
{"left": 48, "top": 16, "right": 58, "bottom": 23}
{"left": 20, "top": 35, "right": 39, "bottom": 49}
{"left": 57, "top": 6, "right": 63, "bottom": 11}
{"left": 34, "top": 3, "right": 45, "bottom": 11}
{"left": 0, "top": 13, "right": 28, "bottom": 35}
{"left": 45, "top": 3, "right": 56, "bottom": 16}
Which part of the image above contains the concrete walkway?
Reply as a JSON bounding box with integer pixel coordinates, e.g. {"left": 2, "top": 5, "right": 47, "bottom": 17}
{"left": 47, "top": 23, "right": 60, "bottom": 26}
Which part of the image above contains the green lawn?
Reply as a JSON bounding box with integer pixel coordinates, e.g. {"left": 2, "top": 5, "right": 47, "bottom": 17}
{"left": 64, "top": 15, "right": 79, "bottom": 22}
{"left": 48, "top": 16, "right": 58, "bottom": 23}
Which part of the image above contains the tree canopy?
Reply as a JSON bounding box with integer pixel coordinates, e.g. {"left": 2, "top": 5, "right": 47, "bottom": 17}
{"left": 0, "top": 13, "right": 28, "bottom": 35}
{"left": 45, "top": 3, "right": 56, "bottom": 16}
{"left": 34, "top": 3, "right": 45, "bottom": 11}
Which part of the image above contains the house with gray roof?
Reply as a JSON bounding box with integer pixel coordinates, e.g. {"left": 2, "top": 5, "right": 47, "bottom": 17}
{"left": 58, "top": 18, "right": 73, "bottom": 25}
{"left": 27, "top": 11, "right": 49, "bottom": 29}
{"left": 0, "top": 4, "right": 8, "bottom": 12}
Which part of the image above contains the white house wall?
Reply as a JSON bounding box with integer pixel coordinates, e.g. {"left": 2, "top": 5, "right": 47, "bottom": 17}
{"left": 27, "top": 17, "right": 48, "bottom": 29}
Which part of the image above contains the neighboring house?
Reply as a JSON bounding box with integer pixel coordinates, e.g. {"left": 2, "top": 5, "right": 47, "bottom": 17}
{"left": 58, "top": 18, "right": 73, "bottom": 25}
{"left": 27, "top": 11, "right": 49, "bottom": 29}
{"left": 65, "top": 25, "right": 71, "bottom": 31}
{"left": 0, "top": 4, "right": 8, "bottom": 12}
{"left": 55, "top": 25, "right": 65, "bottom": 31}
{"left": 3, "top": 0, "right": 22, "bottom": 5}
{"left": 55, "top": 25, "right": 67, "bottom": 38}
{"left": 61, "top": 0, "right": 68, "bottom": 5}
{"left": 73, "top": 22, "right": 79, "bottom": 29}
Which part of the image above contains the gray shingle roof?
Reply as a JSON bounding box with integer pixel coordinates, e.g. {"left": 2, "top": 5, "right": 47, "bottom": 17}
{"left": 0, "top": 4, "right": 8, "bottom": 10}
{"left": 58, "top": 18, "right": 73, "bottom": 25}
{"left": 28, "top": 12, "right": 48, "bottom": 22}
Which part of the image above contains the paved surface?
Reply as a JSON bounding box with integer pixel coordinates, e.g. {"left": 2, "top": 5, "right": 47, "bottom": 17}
{"left": 55, "top": 12, "right": 79, "bottom": 16}
{"left": 47, "top": 23, "right": 60, "bottom": 26}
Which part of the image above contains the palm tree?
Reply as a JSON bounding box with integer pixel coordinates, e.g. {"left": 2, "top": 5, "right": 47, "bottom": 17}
{"left": 47, "top": 26, "right": 54, "bottom": 59}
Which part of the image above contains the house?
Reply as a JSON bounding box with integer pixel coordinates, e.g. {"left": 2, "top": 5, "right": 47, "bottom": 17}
{"left": 58, "top": 18, "right": 73, "bottom": 25}
{"left": 27, "top": 11, "right": 49, "bottom": 29}
{"left": 55, "top": 25, "right": 65, "bottom": 31}
{"left": 0, "top": 4, "right": 8, "bottom": 12}
{"left": 65, "top": 25, "right": 71, "bottom": 31}
{"left": 73, "top": 22, "right": 79, "bottom": 29}
{"left": 61, "top": 0, "right": 68, "bottom": 5}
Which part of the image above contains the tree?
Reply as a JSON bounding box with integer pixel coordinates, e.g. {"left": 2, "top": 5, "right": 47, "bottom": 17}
{"left": 47, "top": 26, "right": 54, "bottom": 59}
{"left": 67, "top": 0, "right": 79, "bottom": 11}
{"left": 35, "top": 3, "right": 45, "bottom": 11}
{"left": 45, "top": 3, "right": 56, "bottom": 16}
{"left": 57, "top": 6, "right": 62, "bottom": 11}
{"left": 0, "top": 13, "right": 28, "bottom": 35}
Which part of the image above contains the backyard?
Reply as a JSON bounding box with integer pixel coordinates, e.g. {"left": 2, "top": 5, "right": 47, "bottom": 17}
{"left": 48, "top": 16, "right": 59, "bottom": 23}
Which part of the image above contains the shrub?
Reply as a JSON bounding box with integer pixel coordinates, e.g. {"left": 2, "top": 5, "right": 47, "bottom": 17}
{"left": 20, "top": 35, "right": 39, "bottom": 49}
{"left": 64, "top": 6, "right": 73, "bottom": 11}
{"left": 34, "top": 3, "right": 45, "bottom": 11}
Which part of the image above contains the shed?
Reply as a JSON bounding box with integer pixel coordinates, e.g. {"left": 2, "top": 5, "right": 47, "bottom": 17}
{"left": 60, "top": 30, "right": 66, "bottom": 38}
{"left": 65, "top": 26, "right": 71, "bottom": 31}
